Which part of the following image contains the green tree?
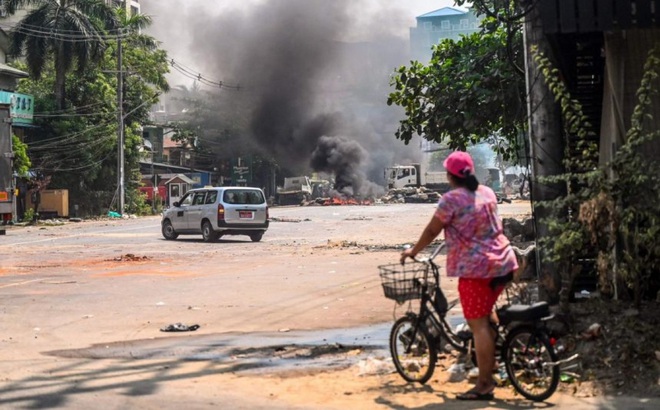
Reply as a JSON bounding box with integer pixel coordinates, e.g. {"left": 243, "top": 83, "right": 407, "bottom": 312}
{"left": 15, "top": 6, "right": 169, "bottom": 216}
{"left": 12, "top": 135, "right": 31, "bottom": 177}
{"left": 387, "top": 23, "right": 526, "bottom": 162}
{"left": 4, "top": 0, "right": 118, "bottom": 110}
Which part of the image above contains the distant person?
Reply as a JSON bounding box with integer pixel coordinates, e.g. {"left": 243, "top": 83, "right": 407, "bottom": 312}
{"left": 400, "top": 151, "right": 518, "bottom": 401}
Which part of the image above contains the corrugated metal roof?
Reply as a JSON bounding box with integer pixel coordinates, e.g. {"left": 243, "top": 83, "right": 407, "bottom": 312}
{"left": 417, "top": 7, "right": 467, "bottom": 18}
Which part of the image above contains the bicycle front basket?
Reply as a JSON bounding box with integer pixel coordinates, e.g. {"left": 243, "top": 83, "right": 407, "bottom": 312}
{"left": 378, "top": 261, "right": 430, "bottom": 303}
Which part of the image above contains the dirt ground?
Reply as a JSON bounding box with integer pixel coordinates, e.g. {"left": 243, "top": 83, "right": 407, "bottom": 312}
{"left": 0, "top": 202, "right": 658, "bottom": 409}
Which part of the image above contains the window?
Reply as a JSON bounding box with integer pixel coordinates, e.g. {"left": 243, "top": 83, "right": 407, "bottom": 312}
{"left": 178, "top": 192, "right": 193, "bottom": 206}
{"left": 170, "top": 184, "right": 180, "bottom": 198}
{"left": 423, "top": 21, "right": 432, "bottom": 30}
{"left": 441, "top": 20, "right": 450, "bottom": 30}
{"left": 460, "top": 19, "right": 469, "bottom": 29}
{"left": 224, "top": 190, "right": 264, "bottom": 205}
{"left": 192, "top": 192, "right": 206, "bottom": 205}
{"left": 205, "top": 191, "right": 218, "bottom": 204}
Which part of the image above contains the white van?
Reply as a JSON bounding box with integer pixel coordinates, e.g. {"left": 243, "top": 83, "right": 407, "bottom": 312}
{"left": 161, "top": 187, "right": 269, "bottom": 242}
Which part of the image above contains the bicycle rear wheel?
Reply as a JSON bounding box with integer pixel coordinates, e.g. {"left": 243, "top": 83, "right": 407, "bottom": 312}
{"left": 389, "top": 315, "right": 437, "bottom": 384}
{"left": 502, "top": 326, "right": 560, "bottom": 402}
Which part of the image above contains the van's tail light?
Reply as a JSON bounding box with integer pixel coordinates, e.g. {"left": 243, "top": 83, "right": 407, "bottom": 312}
{"left": 217, "top": 204, "right": 225, "bottom": 221}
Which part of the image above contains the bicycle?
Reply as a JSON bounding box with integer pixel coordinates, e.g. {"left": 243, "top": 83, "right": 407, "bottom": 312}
{"left": 379, "top": 243, "right": 570, "bottom": 402}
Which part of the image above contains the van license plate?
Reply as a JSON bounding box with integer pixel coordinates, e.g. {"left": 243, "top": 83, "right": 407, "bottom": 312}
{"left": 239, "top": 211, "right": 253, "bottom": 219}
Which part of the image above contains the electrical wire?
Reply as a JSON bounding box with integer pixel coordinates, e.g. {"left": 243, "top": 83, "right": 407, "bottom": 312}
{"left": 33, "top": 101, "right": 109, "bottom": 115}
{"left": 169, "top": 60, "right": 241, "bottom": 90}
{"left": 0, "top": 22, "right": 129, "bottom": 42}
{"left": 0, "top": 20, "right": 243, "bottom": 92}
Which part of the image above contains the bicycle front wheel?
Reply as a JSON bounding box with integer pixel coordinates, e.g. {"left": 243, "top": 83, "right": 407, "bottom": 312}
{"left": 389, "top": 315, "right": 437, "bottom": 384}
{"left": 502, "top": 326, "right": 560, "bottom": 402}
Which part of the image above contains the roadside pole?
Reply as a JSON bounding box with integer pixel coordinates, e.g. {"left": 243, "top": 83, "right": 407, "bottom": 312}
{"left": 0, "top": 103, "right": 13, "bottom": 234}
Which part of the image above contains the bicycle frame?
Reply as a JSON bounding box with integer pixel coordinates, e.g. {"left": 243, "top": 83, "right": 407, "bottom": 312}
{"left": 388, "top": 243, "right": 572, "bottom": 400}
{"left": 405, "top": 244, "right": 468, "bottom": 354}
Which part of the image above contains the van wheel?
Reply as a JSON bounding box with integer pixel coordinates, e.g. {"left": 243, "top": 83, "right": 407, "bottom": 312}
{"left": 162, "top": 220, "right": 178, "bottom": 240}
{"left": 202, "top": 221, "right": 219, "bottom": 242}
{"left": 250, "top": 232, "right": 263, "bottom": 242}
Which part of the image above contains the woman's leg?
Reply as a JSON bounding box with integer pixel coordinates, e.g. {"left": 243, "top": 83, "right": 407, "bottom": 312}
{"left": 458, "top": 277, "right": 503, "bottom": 398}
{"left": 466, "top": 316, "right": 496, "bottom": 394}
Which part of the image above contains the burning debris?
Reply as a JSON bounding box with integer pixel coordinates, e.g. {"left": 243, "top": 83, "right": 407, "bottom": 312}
{"left": 310, "top": 135, "right": 374, "bottom": 197}
{"left": 307, "top": 196, "right": 373, "bottom": 206}
{"left": 272, "top": 185, "right": 442, "bottom": 207}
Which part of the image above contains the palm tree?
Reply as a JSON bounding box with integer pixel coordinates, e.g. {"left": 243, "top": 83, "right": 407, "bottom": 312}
{"left": 3, "top": 0, "right": 118, "bottom": 109}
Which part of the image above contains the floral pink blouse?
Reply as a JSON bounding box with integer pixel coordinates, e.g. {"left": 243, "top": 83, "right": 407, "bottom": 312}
{"left": 434, "top": 185, "right": 518, "bottom": 279}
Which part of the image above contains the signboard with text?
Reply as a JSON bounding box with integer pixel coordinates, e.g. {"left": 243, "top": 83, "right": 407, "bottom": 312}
{"left": 0, "top": 91, "right": 34, "bottom": 125}
{"left": 231, "top": 156, "right": 252, "bottom": 186}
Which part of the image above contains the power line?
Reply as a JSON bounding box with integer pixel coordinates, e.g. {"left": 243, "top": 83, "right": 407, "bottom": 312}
{"left": 33, "top": 101, "right": 109, "bottom": 115}
{"left": 0, "top": 22, "right": 129, "bottom": 42}
{"left": 169, "top": 59, "right": 242, "bottom": 90}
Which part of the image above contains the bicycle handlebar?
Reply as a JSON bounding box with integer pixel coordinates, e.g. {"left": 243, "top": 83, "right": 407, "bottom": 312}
{"left": 410, "top": 242, "right": 445, "bottom": 264}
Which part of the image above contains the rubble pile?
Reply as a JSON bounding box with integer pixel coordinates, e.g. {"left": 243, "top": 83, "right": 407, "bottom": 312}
{"left": 378, "top": 187, "right": 441, "bottom": 204}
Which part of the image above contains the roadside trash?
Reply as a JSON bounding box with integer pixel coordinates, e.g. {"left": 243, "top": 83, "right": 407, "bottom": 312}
{"left": 494, "top": 365, "right": 508, "bottom": 385}
{"left": 357, "top": 357, "right": 395, "bottom": 376}
{"left": 160, "top": 323, "right": 200, "bottom": 332}
{"left": 560, "top": 373, "right": 575, "bottom": 383}
{"left": 108, "top": 211, "right": 121, "bottom": 218}
{"left": 448, "top": 363, "right": 466, "bottom": 382}
{"left": 581, "top": 323, "right": 602, "bottom": 340}
{"left": 467, "top": 366, "right": 479, "bottom": 379}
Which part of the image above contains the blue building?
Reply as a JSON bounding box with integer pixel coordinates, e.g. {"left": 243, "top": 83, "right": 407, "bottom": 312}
{"left": 410, "top": 7, "right": 482, "bottom": 62}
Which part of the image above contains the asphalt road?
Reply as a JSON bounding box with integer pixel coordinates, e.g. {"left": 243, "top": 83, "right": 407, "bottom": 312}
{"left": 1, "top": 201, "right": 657, "bottom": 409}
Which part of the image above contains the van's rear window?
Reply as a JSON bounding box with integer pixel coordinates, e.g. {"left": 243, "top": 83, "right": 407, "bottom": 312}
{"left": 223, "top": 190, "right": 265, "bottom": 205}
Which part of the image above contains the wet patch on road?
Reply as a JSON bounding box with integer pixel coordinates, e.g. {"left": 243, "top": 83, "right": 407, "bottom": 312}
{"left": 45, "top": 324, "right": 394, "bottom": 375}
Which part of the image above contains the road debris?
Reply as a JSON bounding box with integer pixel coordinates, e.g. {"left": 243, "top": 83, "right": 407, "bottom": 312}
{"left": 110, "top": 254, "right": 151, "bottom": 262}
{"left": 160, "top": 323, "right": 200, "bottom": 332}
{"left": 356, "top": 356, "right": 395, "bottom": 376}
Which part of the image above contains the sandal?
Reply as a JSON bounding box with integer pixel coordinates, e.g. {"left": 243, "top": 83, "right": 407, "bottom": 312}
{"left": 456, "top": 389, "right": 494, "bottom": 401}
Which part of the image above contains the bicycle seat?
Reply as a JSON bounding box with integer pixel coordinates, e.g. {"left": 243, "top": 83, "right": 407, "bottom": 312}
{"left": 497, "top": 301, "right": 551, "bottom": 325}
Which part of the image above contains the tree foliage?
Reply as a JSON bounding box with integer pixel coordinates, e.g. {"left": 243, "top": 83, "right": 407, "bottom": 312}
{"left": 15, "top": 5, "right": 169, "bottom": 216}
{"left": 387, "top": 19, "right": 526, "bottom": 161}
{"left": 4, "top": 0, "right": 118, "bottom": 109}
{"left": 534, "top": 44, "right": 660, "bottom": 308}
{"left": 12, "top": 134, "right": 31, "bottom": 177}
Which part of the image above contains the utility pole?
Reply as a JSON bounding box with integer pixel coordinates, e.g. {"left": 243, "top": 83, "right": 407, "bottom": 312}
{"left": 523, "top": 0, "right": 564, "bottom": 303}
{"left": 117, "top": 34, "right": 124, "bottom": 215}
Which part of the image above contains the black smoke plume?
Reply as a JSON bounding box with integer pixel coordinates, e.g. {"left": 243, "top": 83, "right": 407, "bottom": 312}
{"left": 144, "top": 0, "right": 422, "bottom": 193}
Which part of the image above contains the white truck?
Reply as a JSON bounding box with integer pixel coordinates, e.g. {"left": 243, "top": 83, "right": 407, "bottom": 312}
{"left": 276, "top": 176, "right": 313, "bottom": 205}
{"left": 385, "top": 163, "right": 450, "bottom": 192}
